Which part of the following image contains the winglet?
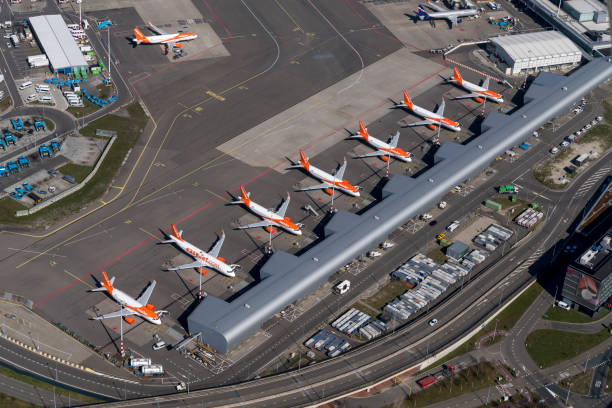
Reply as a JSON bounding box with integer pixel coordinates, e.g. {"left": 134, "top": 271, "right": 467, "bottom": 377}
{"left": 453, "top": 67, "right": 462, "bottom": 84}
{"left": 170, "top": 224, "right": 183, "bottom": 241}
{"left": 358, "top": 121, "right": 369, "bottom": 141}
{"left": 299, "top": 150, "right": 310, "bottom": 171}
{"left": 402, "top": 90, "right": 413, "bottom": 110}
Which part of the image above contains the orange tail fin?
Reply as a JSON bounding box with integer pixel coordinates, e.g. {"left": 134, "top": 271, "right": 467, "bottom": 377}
{"left": 453, "top": 67, "right": 462, "bottom": 84}
{"left": 358, "top": 121, "right": 369, "bottom": 141}
{"left": 299, "top": 150, "right": 309, "bottom": 170}
{"left": 402, "top": 90, "right": 413, "bottom": 109}
{"left": 133, "top": 28, "right": 147, "bottom": 43}
{"left": 239, "top": 185, "right": 251, "bottom": 206}
{"left": 101, "top": 271, "right": 113, "bottom": 290}
{"left": 170, "top": 224, "right": 183, "bottom": 241}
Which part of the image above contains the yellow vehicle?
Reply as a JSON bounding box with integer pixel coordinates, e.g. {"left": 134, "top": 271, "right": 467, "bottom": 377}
{"left": 436, "top": 233, "right": 446, "bottom": 241}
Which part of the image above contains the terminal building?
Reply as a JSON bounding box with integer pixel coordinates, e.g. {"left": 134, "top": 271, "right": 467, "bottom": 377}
{"left": 560, "top": 229, "right": 612, "bottom": 316}
{"left": 563, "top": 0, "right": 608, "bottom": 23}
{"left": 28, "top": 15, "right": 87, "bottom": 73}
{"left": 187, "top": 59, "right": 612, "bottom": 355}
{"left": 490, "top": 31, "right": 582, "bottom": 75}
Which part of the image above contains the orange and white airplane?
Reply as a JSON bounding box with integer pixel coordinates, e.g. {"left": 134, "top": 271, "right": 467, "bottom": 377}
{"left": 350, "top": 121, "right": 413, "bottom": 163}
{"left": 289, "top": 150, "right": 361, "bottom": 197}
{"left": 89, "top": 271, "right": 166, "bottom": 325}
{"left": 230, "top": 186, "right": 302, "bottom": 235}
{"left": 161, "top": 224, "right": 240, "bottom": 277}
{"left": 446, "top": 67, "right": 504, "bottom": 104}
{"left": 132, "top": 22, "right": 197, "bottom": 52}
{"left": 393, "top": 90, "right": 462, "bottom": 132}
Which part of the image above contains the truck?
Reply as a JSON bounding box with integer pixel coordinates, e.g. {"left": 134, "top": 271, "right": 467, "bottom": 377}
{"left": 128, "top": 357, "right": 151, "bottom": 368}
{"left": 498, "top": 184, "right": 518, "bottom": 194}
{"left": 10, "top": 34, "right": 19, "bottom": 47}
{"left": 573, "top": 154, "right": 589, "bottom": 167}
{"left": 417, "top": 375, "right": 436, "bottom": 389}
{"left": 139, "top": 364, "right": 163, "bottom": 376}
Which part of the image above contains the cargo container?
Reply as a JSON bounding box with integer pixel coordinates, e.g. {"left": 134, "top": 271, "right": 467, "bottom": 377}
{"left": 417, "top": 375, "right": 436, "bottom": 388}
{"left": 573, "top": 154, "right": 589, "bottom": 167}
{"left": 129, "top": 357, "right": 151, "bottom": 368}
{"left": 498, "top": 184, "right": 518, "bottom": 193}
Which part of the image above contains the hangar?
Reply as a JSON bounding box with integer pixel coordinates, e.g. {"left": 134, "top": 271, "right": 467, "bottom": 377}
{"left": 490, "top": 31, "right": 582, "bottom": 75}
{"left": 28, "top": 15, "right": 87, "bottom": 73}
{"left": 187, "top": 58, "right": 612, "bottom": 355}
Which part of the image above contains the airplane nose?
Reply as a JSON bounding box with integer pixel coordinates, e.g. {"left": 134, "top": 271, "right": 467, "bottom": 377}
{"left": 295, "top": 229, "right": 302, "bottom": 235}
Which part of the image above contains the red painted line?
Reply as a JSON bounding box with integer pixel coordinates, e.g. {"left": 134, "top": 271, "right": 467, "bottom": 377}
{"left": 202, "top": 0, "right": 233, "bottom": 39}
{"left": 446, "top": 58, "right": 503, "bottom": 83}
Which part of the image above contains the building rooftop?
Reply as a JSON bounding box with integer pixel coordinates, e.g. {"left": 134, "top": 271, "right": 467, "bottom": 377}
{"left": 573, "top": 231, "right": 612, "bottom": 280}
{"left": 490, "top": 31, "right": 582, "bottom": 63}
{"left": 29, "top": 15, "right": 86, "bottom": 70}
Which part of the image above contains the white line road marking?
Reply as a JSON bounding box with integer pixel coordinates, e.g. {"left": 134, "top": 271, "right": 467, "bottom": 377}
{"left": 7, "top": 248, "right": 66, "bottom": 257}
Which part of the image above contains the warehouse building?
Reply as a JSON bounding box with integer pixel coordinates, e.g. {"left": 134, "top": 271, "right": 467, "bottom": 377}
{"left": 28, "top": 15, "right": 87, "bottom": 73}
{"left": 490, "top": 31, "right": 582, "bottom": 75}
{"left": 563, "top": 0, "right": 608, "bottom": 23}
{"left": 186, "top": 59, "right": 612, "bottom": 355}
{"left": 446, "top": 241, "right": 470, "bottom": 260}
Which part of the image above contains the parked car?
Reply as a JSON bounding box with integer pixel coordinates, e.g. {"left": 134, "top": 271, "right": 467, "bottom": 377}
{"left": 556, "top": 301, "right": 571, "bottom": 311}
{"left": 550, "top": 147, "right": 559, "bottom": 154}
{"left": 152, "top": 341, "right": 166, "bottom": 351}
{"left": 429, "top": 319, "right": 438, "bottom": 326}
{"left": 560, "top": 141, "right": 569, "bottom": 147}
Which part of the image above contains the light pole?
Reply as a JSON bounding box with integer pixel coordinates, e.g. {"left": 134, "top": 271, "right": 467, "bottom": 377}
{"left": 119, "top": 306, "right": 124, "bottom": 357}
{"left": 565, "top": 381, "right": 571, "bottom": 405}
{"left": 77, "top": 0, "right": 82, "bottom": 28}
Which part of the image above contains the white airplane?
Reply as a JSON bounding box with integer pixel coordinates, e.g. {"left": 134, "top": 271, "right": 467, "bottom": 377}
{"left": 350, "top": 121, "right": 413, "bottom": 163}
{"left": 415, "top": 3, "right": 479, "bottom": 27}
{"left": 446, "top": 67, "right": 504, "bottom": 104}
{"left": 90, "top": 271, "right": 166, "bottom": 325}
{"left": 133, "top": 22, "right": 197, "bottom": 52}
{"left": 230, "top": 186, "right": 303, "bottom": 235}
{"left": 161, "top": 224, "right": 240, "bottom": 277}
{"left": 289, "top": 150, "right": 361, "bottom": 197}
{"left": 393, "top": 90, "right": 462, "bottom": 132}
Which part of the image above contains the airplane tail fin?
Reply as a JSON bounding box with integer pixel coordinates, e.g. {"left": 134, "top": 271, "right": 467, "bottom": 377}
{"left": 170, "top": 224, "right": 183, "bottom": 241}
{"left": 298, "top": 150, "right": 310, "bottom": 170}
{"left": 231, "top": 185, "right": 251, "bottom": 206}
{"left": 402, "top": 90, "right": 413, "bottom": 110}
{"left": 453, "top": 67, "right": 463, "bottom": 84}
{"left": 358, "top": 121, "right": 369, "bottom": 141}
{"left": 91, "top": 270, "right": 115, "bottom": 292}
{"left": 133, "top": 28, "right": 147, "bottom": 44}
{"left": 416, "top": 5, "right": 430, "bottom": 18}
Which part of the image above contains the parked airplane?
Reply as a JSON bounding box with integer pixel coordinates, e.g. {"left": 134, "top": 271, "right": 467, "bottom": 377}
{"left": 90, "top": 271, "right": 166, "bottom": 325}
{"left": 415, "top": 2, "right": 479, "bottom": 26}
{"left": 289, "top": 150, "right": 361, "bottom": 197}
{"left": 161, "top": 224, "right": 240, "bottom": 277}
{"left": 132, "top": 22, "right": 197, "bottom": 52}
{"left": 230, "top": 186, "right": 302, "bottom": 235}
{"left": 446, "top": 67, "right": 504, "bottom": 103}
{"left": 393, "top": 90, "right": 461, "bottom": 132}
{"left": 350, "top": 121, "right": 413, "bottom": 162}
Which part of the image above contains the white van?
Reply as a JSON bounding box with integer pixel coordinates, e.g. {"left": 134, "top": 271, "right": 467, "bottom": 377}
{"left": 26, "top": 93, "right": 37, "bottom": 102}
{"left": 556, "top": 301, "right": 571, "bottom": 311}
{"left": 446, "top": 220, "right": 460, "bottom": 232}
{"left": 19, "top": 81, "right": 32, "bottom": 90}
{"left": 38, "top": 95, "right": 53, "bottom": 104}
{"left": 334, "top": 280, "right": 351, "bottom": 295}
{"left": 35, "top": 84, "right": 50, "bottom": 93}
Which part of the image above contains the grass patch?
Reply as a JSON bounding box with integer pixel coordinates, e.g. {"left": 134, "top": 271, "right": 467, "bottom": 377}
{"left": 558, "top": 369, "right": 594, "bottom": 395}
{"left": 66, "top": 97, "right": 100, "bottom": 117}
{"left": 421, "top": 282, "right": 543, "bottom": 372}
{"left": 526, "top": 329, "right": 611, "bottom": 368}
{"left": 0, "top": 198, "right": 27, "bottom": 221}
{"left": 0, "top": 363, "right": 102, "bottom": 403}
{"left": 362, "top": 280, "right": 410, "bottom": 312}
{"left": 0, "top": 392, "right": 39, "bottom": 408}
{"left": 57, "top": 163, "right": 92, "bottom": 183}
{"left": 533, "top": 147, "right": 575, "bottom": 190}
{"left": 427, "top": 247, "right": 447, "bottom": 265}
{"left": 0, "top": 103, "right": 148, "bottom": 227}
{"left": 97, "top": 83, "right": 114, "bottom": 100}
{"left": 405, "top": 362, "right": 499, "bottom": 407}
{"left": 491, "top": 197, "right": 527, "bottom": 210}
{"left": 0, "top": 96, "right": 12, "bottom": 112}
{"left": 543, "top": 306, "right": 609, "bottom": 323}
{"left": 42, "top": 118, "right": 54, "bottom": 132}
{"left": 351, "top": 301, "right": 379, "bottom": 319}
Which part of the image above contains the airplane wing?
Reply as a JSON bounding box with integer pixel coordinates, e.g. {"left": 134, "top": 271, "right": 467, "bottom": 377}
{"left": 167, "top": 260, "right": 205, "bottom": 271}
{"left": 404, "top": 119, "right": 435, "bottom": 127}
{"left": 388, "top": 131, "right": 400, "bottom": 148}
{"left": 454, "top": 93, "right": 482, "bottom": 100}
{"left": 209, "top": 232, "right": 225, "bottom": 258}
{"left": 93, "top": 308, "right": 137, "bottom": 320}
{"left": 276, "top": 195, "right": 291, "bottom": 218}
{"left": 297, "top": 182, "right": 333, "bottom": 192}
{"left": 482, "top": 77, "right": 490, "bottom": 90}
{"left": 427, "top": 2, "right": 448, "bottom": 11}
{"left": 357, "top": 151, "right": 390, "bottom": 159}
{"left": 434, "top": 98, "right": 446, "bottom": 116}
{"left": 334, "top": 159, "right": 347, "bottom": 180}
{"left": 235, "top": 220, "right": 272, "bottom": 230}
{"left": 147, "top": 22, "right": 168, "bottom": 35}
{"left": 136, "top": 281, "right": 156, "bottom": 305}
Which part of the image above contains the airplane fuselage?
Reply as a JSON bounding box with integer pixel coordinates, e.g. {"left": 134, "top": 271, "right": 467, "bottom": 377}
{"left": 241, "top": 198, "right": 302, "bottom": 235}
{"left": 405, "top": 104, "right": 462, "bottom": 132}
{"left": 170, "top": 236, "right": 236, "bottom": 277}
{"left": 108, "top": 288, "right": 161, "bottom": 325}
{"left": 452, "top": 79, "right": 504, "bottom": 103}
{"left": 419, "top": 8, "right": 478, "bottom": 22}
{"left": 307, "top": 165, "right": 360, "bottom": 196}
{"left": 143, "top": 33, "right": 197, "bottom": 44}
